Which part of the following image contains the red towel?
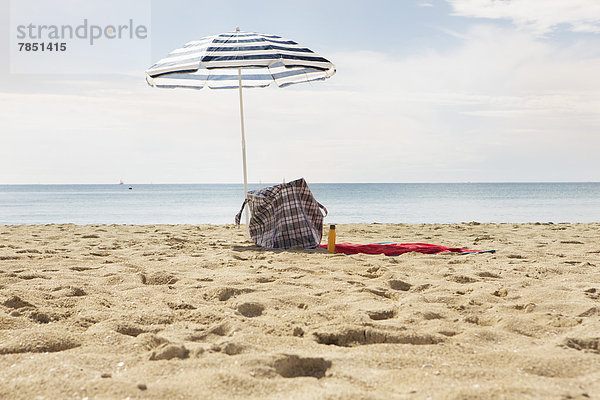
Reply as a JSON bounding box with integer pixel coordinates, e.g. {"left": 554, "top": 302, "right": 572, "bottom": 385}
{"left": 318, "top": 242, "right": 477, "bottom": 256}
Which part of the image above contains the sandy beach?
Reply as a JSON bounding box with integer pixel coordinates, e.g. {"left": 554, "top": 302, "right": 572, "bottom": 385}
{"left": 1, "top": 222, "right": 599, "bottom": 399}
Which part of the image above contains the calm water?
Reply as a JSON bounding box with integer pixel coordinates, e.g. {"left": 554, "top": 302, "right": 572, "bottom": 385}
{"left": 0, "top": 183, "right": 599, "bottom": 225}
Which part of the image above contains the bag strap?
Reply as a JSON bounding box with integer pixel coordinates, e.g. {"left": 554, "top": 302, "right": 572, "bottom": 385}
{"left": 234, "top": 199, "right": 248, "bottom": 226}
{"left": 318, "top": 202, "right": 328, "bottom": 217}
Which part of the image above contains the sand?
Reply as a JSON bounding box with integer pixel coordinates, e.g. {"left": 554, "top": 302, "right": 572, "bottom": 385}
{"left": 1, "top": 222, "right": 599, "bottom": 399}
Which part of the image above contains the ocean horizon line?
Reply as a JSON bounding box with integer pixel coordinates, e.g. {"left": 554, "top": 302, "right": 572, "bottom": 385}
{"left": 1, "top": 182, "right": 598, "bottom": 225}
{"left": 1, "top": 181, "right": 599, "bottom": 186}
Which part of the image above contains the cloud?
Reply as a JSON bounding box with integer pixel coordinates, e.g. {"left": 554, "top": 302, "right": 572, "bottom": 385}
{"left": 321, "top": 24, "right": 600, "bottom": 181}
{"left": 1, "top": 25, "right": 599, "bottom": 184}
{"left": 447, "top": 0, "right": 600, "bottom": 35}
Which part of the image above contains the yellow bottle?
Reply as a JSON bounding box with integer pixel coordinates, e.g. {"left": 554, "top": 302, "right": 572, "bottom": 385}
{"left": 327, "top": 224, "right": 336, "bottom": 254}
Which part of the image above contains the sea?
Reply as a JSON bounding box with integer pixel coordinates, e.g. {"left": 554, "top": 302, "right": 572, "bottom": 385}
{"left": 0, "top": 183, "right": 599, "bottom": 225}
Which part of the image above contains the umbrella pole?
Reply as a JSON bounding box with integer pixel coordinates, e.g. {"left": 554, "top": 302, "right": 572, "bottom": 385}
{"left": 237, "top": 68, "right": 250, "bottom": 235}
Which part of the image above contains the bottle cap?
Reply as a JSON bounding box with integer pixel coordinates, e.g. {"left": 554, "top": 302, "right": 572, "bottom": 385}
{"left": 330, "top": 224, "right": 335, "bottom": 229}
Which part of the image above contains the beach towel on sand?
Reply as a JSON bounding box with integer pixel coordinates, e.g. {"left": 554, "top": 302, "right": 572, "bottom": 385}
{"left": 318, "top": 242, "right": 489, "bottom": 256}
{"left": 235, "top": 178, "right": 327, "bottom": 249}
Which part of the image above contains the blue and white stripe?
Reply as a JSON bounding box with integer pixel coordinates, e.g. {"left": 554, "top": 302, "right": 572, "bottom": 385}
{"left": 145, "top": 30, "right": 335, "bottom": 89}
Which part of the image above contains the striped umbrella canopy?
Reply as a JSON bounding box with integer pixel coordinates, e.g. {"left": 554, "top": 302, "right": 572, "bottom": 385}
{"left": 145, "top": 28, "right": 335, "bottom": 225}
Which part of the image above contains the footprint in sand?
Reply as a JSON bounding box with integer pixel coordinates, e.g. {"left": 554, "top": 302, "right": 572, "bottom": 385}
{"left": 139, "top": 271, "right": 179, "bottom": 285}
{"left": 84, "top": 319, "right": 149, "bottom": 338}
{"left": 463, "top": 315, "right": 494, "bottom": 326}
{"left": 366, "top": 308, "right": 396, "bottom": 320}
{"left": 53, "top": 286, "right": 86, "bottom": 297}
{"left": 255, "top": 276, "right": 276, "bottom": 283}
{"left": 449, "top": 275, "right": 478, "bottom": 284}
{"left": 292, "top": 327, "right": 305, "bottom": 337}
{"left": 578, "top": 307, "right": 599, "bottom": 317}
{"left": 237, "top": 302, "right": 265, "bottom": 317}
{"left": 477, "top": 271, "right": 501, "bottom": 279}
{"left": 514, "top": 303, "right": 537, "bottom": 313}
{"left": 363, "top": 287, "right": 393, "bottom": 299}
{"left": 388, "top": 279, "right": 411, "bottom": 291}
{"left": 186, "top": 321, "right": 234, "bottom": 342}
{"left": 564, "top": 337, "right": 600, "bottom": 354}
{"left": 0, "top": 255, "right": 21, "bottom": 260}
{"left": 273, "top": 354, "right": 332, "bottom": 379}
{"left": 149, "top": 343, "right": 189, "bottom": 360}
{"left": 167, "top": 302, "right": 196, "bottom": 310}
{"left": 113, "top": 322, "right": 149, "bottom": 337}
{"left": 358, "top": 266, "right": 386, "bottom": 279}
{"left": 1, "top": 295, "right": 34, "bottom": 309}
{"left": 313, "top": 325, "right": 444, "bottom": 347}
{"left": 207, "top": 287, "right": 254, "bottom": 301}
{"left": 17, "top": 273, "right": 48, "bottom": 280}
{"left": 413, "top": 283, "right": 433, "bottom": 292}
{"left": 15, "top": 249, "right": 42, "bottom": 254}
{"left": 0, "top": 328, "right": 80, "bottom": 354}
{"left": 89, "top": 252, "right": 111, "bottom": 257}
{"left": 70, "top": 266, "right": 98, "bottom": 272}
{"left": 212, "top": 341, "right": 245, "bottom": 355}
{"left": 421, "top": 311, "right": 445, "bottom": 320}
{"left": 28, "top": 311, "right": 55, "bottom": 323}
{"left": 438, "top": 330, "right": 459, "bottom": 337}
{"left": 135, "top": 333, "right": 169, "bottom": 350}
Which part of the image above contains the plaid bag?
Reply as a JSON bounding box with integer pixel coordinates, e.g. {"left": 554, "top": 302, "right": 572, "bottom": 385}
{"left": 235, "top": 178, "right": 327, "bottom": 249}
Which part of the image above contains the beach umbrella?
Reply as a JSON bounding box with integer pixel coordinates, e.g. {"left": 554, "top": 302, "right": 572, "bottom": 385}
{"left": 145, "top": 28, "right": 335, "bottom": 226}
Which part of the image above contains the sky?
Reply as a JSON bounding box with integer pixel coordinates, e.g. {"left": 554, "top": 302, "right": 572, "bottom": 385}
{"left": 1, "top": 0, "right": 599, "bottom": 184}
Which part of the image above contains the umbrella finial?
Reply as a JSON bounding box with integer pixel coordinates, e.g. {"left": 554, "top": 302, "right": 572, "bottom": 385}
{"left": 236, "top": 27, "right": 240, "bottom": 32}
